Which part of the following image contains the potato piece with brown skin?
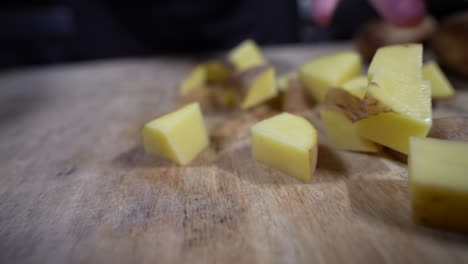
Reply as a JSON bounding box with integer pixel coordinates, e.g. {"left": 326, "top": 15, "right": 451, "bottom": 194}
{"left": 178, "top": 84, "right": 239, "bottom": 112}
{"left": 281, "top": 79, "right": 313, "bottom": 112}
{"left": 235, "top": 64, "right": 277, "bottom": 110}
{"left": 179, "top": 60, "right": 233, "bottom": 96}
{"left": 323, "top": 87, "right": 366, "bottom": 122}
{"left": 321, "top": 86, "right": 381, "bottom": 153}
{"left": 180, "top": 64, "right": 276, "bottom": 111}
{"left": 270, "top": 75, "right": 313, "bottom": 112}
{"left": 321, "top": 86, "right": 394, "bottom": 123}
{"left": 431, "top": 12, "right": 468, "bottom": 79}
{"left": 356, "top": 45, "right": 431, "bottom": 155}
{"left": 203, "top": 60, "right": 233, "bottom": 83}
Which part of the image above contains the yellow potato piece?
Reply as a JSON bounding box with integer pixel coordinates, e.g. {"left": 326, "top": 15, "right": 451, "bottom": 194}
{"left": 357, "top": 44, "right": 432, "bottom": 154}
{"left": 142, "top": 103, "right": 208, "bottom": 165}
{"left": 367, "top": 44, "right": 428, "bottom": 120}
{"left": 409, "top": 137, "right": 468, "bottom": 233}
{"left": 356, "top": 111, "right": 431, "bottom": 154}
{"left": 228, "top": 39, "right": 266, "bottom": 71}
{"left": 299, "top": 51, "right": 362, "bottom": 101}
{"left": 368, "top": 44, "right": 422, "bottom": 79}
{"left": 422, "top": 61, "right": 455, "bottom": 98}
{"left": 240, "top": 65, "right": 277, "bottom": 109}
{"left": 342, "top": 76, "right": 368, "bottom": 99}
{"left": 251, "top": 113, "right": 318, "bottom": 182}
{"left": 179, "top": 65, "right": 206, "bottom": 96}
{"left": 321, "top": 109, "right": 379, "bottom": 152}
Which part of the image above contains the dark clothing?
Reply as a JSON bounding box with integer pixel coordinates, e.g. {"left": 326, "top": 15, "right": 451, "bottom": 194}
{"left": 0, "top": 0, "right": 467, "bottom": 68}
{"left": 0, "top": 0, "right": 299, "bottom": 68}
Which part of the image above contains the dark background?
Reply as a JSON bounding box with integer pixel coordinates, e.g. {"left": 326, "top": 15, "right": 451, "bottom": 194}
{"left": 0, "top": 0, "right": 467, "bottom": 69}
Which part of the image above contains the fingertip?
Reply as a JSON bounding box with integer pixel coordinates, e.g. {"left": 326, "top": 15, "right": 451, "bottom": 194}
{"left": 312, "top": 0, "right": 341, "bottom": 26}
{"left": 370, "top": 0, "right": 426, "bottom": 27}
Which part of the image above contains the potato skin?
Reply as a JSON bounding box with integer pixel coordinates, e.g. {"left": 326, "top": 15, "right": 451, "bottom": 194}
{"left": 431, "top": 12, "right": 468, "bottom": 79}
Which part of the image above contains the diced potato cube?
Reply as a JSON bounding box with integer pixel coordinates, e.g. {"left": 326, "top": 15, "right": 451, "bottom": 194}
{"left": 299, "top": 51, "right": 362, "bottom": 101}
{"left": 409, "top": 137, "right": 468, "bottom": 233}
{"left": 356, "top": 44, "right": 432, "bottom": 154}
{"left": 179, "top": 65, "right": 206, "bottom": 96}
{"left": 342, "top": 76, "right": 368, "bottom": 99}
{"left": 356, "top": 110, "right": 431, "bottom": 154}
{"left": 320, "top": 109, "right": 379, "bottom": 152}
{"left": 142, "top": 103, "right": 208, "bottom": 165}
{"left": 422, "top": 61, "right": 455, "bottom": 99}
{"left": 251, "top": 113, "right": 318, "bottom": 182}
{"left": 368, "top": 44, "right": 422, "bottom": 81}
{"left": 239, "top": 65, "right": 277, "bottom": 109}
{"left": 366, "top": 44, "right": 426, "bottom": 118}
{"left": 228, "top": 39, "right": 266, "bottom": 71}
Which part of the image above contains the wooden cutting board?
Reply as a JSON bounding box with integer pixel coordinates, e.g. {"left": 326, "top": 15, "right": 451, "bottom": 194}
{"left": 1, "top": 44, "right": 468, "bottom": 264}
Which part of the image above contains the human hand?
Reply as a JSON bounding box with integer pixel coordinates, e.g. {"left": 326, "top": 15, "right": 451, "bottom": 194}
{"left": 313, "top": 0, "right": 426, "bottom": 27}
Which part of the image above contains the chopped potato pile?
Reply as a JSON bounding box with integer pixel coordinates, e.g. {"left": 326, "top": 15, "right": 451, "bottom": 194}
{"left": 142, "top": 39, "right": 467, "bottom": 234}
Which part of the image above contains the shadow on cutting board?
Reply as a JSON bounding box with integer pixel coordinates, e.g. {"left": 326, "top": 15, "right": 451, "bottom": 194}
{"left": 112, "top": 145, "right": 174, "bottom": 168}
{"left": 215, "top": 143, "right": 348, "bottom": 185}
{"left": 112, "top": 143, "right": 218, "bottom": 169}
{"left": 316, "top": 144, "right": 348, "bottom": 175}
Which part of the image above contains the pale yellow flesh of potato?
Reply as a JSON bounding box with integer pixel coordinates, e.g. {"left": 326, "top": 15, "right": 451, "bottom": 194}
{"left": 356, "top": 44, "right": 432, "bottom": 154}
{"left": 356, "top": 109, "right": 431, "bottom": 154}
{"left": 320, "top": 109, "right": 380, "bottom": 152}
{"left": 422, "top": 61, "right": 455, "bottom": 98}
{"left": 341, "top": 76, "right": 368, "bottom": 99}
{"left": 251, "top": 113, "right": 318, "bottom": 182}
{"left": 179, "top": 65, "right": 206, "bottom": 96}
{"left": 409, "top": 137, "right": 468, "bottom": 233}
{"left": 240, "top": 65, "right": 277, "bottom": 109}
{"left": 228, "top": 39, "right": 266, "bottom": 71}
{"left": 142, "top": 103, "right": 208, "bottom": 165}
{"left": 299, "top": 51, "right": 362, "bottom": 101}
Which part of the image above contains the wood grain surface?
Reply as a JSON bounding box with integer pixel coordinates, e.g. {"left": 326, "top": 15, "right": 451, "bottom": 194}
{"left": 1, "top": 44, "right": 468, "bottom": 264}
